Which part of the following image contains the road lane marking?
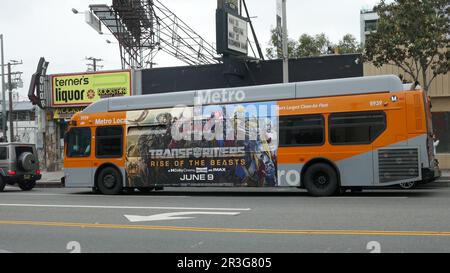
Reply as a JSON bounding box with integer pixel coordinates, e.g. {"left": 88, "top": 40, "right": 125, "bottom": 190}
{"left": 124, "top": 212, "right": 241, "bottom": 222}
{"left": 1, "top": 220, "right": 450, "bottom": 237}
{"left": 0, "top": 203, "right": 251, "bottom": 211}
{"left": 0, "top": 192, "right": 189, "bottom": 198}
{"left": 325, "top": 197, "right": 408, "bottom": 199}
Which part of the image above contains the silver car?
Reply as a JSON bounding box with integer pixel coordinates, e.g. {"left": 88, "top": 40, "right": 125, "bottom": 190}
{"left": 0, "top": 143, "right": 42, "bottom": 192}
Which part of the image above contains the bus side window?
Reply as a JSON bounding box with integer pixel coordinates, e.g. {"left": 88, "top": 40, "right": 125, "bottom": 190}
{"left": 329, "top": 111, "right": 386, "bottom": 145}
{"left": 67, "top": 128, "right": 91, "bottom": 157}
{"left": 96, "top": 126, "right": 124, "bottom": 158}
{"left": 279, "top": 115, "right": 325, "bottom": 147}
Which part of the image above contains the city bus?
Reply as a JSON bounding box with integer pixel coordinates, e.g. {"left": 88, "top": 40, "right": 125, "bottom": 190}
{"left": 63, "top": 75, "right": 440, "bottom": 196}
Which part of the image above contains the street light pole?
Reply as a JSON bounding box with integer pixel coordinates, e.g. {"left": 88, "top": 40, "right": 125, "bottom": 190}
{"left": 282, "top": 0, "right": 289, "bottom": 83}
{"left": 0, "top": 34, "right": 6, "bottom": 140}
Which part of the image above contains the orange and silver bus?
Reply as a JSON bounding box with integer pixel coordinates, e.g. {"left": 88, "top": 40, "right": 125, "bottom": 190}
{"left": 63, "top": 75, "right": 440, "bottom": 196}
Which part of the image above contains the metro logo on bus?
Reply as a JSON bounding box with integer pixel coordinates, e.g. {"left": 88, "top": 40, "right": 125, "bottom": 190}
{"left": 196, "top": 89, "right": 246, "bottom": 105}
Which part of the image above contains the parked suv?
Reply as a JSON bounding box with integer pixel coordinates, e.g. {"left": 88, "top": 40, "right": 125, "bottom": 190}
{"left": 0, "top": 143, "right": 41, "bottom": 192}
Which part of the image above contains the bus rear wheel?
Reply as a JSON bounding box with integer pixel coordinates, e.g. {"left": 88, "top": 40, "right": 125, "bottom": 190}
{"left": 399, "top": 181, "right": 417, "bottom": 190}
{"left": 303, "top": 163, "right": 339, "bottom": 197}
{"left": 97, "top": 167, "right": 123, "bottom": 195}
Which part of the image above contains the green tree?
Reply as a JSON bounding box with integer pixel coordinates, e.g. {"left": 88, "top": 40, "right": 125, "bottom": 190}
{"left": 266, "top": 30, "right": 363, "bottom": 59}
{"left": 364, "top": 0, "right": 449, "bottom": 95}
{"left": 336, "top": 34, "right": 363, "bottom": 54}
{"left": 266, "top": 28, "right": 298, "bottom": 59}
{"left": 296, "top": 34, "right": 333, "bottom": 57}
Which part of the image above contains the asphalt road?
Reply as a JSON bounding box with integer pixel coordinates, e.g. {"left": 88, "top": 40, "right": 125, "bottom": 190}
{"left": 0, "top": 184, "right": 450, "bottom": 253}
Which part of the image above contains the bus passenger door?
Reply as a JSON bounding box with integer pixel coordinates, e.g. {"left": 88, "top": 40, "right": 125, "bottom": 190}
{"left": 64, "top": 127, "right": 94, "bottom": 188}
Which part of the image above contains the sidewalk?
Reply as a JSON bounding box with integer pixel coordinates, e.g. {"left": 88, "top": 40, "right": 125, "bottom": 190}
{"left": 36, "top": 171, "right": 64, "bottom": 188}
{"left": 440, "top": 170, "right": 450, "bottom": 180}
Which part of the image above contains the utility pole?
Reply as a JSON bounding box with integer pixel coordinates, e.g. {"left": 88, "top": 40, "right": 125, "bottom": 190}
{"left": 0, "top": 34, "right": 6, "bottom": 140}
{"left": 281, "top": 0, "right": 289, "bottom": 83}
{"left": 86, "top": 57, "right": 103, "bottom": 72}
{"left": 7, "top": 63, "right": 13, "bottom": 142}
{"left": 5, "top": 60, "right": 23, "bottom": 142}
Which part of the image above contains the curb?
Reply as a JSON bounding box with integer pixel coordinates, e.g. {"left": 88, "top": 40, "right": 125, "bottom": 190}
{"left": 422, "top": 181, "right": 450, "bottom": 187}
{"left": 35, "top": 182, "right": 64, "bottom": 188}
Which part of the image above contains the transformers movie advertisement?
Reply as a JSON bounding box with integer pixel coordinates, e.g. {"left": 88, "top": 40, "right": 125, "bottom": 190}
{"left": 125, "top": 102, "right": 279, "bottom": 187}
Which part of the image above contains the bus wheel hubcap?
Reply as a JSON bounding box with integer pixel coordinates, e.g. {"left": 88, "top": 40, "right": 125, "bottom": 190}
{"left": 401, "top": 182, "right": 415, "bottom": 189}
{"left": 104, "top": 174, "right": 116, "bottom": 189}
{"left": 314, "top": 172, "right": 329, "bottom": 187}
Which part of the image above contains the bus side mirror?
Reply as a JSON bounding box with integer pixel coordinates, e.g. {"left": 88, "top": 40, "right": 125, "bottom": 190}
{"left": 64, "top": 132, "right": 69, "bottom": 143}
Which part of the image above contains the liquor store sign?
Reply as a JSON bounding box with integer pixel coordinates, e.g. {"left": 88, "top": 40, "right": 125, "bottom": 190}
{"left": 51, "top": 70, "right": 132, "bottom": 107}
{"left": 53, "top": 107, "right": 85, "bottom": 120}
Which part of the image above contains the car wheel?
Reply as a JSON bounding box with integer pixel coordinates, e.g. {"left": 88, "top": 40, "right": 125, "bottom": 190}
{"left": 0, "top": 176, "right": 5, "bottom": 192}
{"left": 18, "top": 180, "right": 36, "bottom": 191}
{"left": 399, "top": 181, "right": 417, "bottom": 190}
{"left": 303, "top": 163, "right": 339, "bottom": 197}
{"left": 97, "top": 167, "right": 123, "bottom": 195}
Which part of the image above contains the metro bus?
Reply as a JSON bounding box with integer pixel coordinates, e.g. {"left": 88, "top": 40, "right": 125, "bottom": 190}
{"left": 63, "top": 75, "right": 440, "bottom": 196}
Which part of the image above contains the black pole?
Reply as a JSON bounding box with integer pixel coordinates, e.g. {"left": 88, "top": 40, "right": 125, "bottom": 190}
{"left": 242, "top": 0, "right": 264, "bottom": 60}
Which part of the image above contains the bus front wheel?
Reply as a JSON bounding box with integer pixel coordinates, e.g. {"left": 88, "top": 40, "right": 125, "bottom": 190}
{"left": 97, "top": 167, "right": 123, "bottom": 195}
{"left": 303, "top": 163, "right": 339, "bottom": 197}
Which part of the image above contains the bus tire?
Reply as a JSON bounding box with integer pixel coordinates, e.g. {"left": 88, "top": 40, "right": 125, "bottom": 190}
{"left": 303, "top": 163, "right": 339, "bottom": 197}
{"left": 0, "top": 176, "right": 5, "bottom": 192}
{"left": 399, "top": 181, "right": 417, "bottom": 190}
{"left": 97, "top": 167, "right": 123, "bottom": 195}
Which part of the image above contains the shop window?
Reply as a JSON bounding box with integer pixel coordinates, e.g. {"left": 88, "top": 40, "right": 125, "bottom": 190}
{"left": 432, "top": 112, "right": 450, "bottom": 153}
{"left": 0, "top": 147, "right": 7, "bottom": 160}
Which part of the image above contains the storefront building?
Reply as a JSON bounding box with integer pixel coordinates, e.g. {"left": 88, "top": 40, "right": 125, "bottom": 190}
{"left": 35, "top": 70, "right": 134, "bottom": 171}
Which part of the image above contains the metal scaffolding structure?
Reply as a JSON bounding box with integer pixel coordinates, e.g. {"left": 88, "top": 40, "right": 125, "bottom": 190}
{"left": 90, "top": 0, "right": 220, "bottom": 69}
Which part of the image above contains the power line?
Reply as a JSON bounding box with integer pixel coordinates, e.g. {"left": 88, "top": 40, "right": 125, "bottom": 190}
{"left": 85, "top": 57, "right": 104, "bottom": 72}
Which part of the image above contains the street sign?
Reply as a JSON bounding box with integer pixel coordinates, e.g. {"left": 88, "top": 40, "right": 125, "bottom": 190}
{"left": 227, "top": 13, "right": 248, "bottom": 55}
{"left": 216, "top": 10, "right": 248, "bottom": 56}
{"left": 28, "top": 57, "right": 49, "bottom": 109}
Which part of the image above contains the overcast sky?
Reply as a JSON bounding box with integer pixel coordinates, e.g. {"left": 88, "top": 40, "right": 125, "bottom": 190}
{"left": 0, "top": 0, "right": 380, "bottom": 100}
